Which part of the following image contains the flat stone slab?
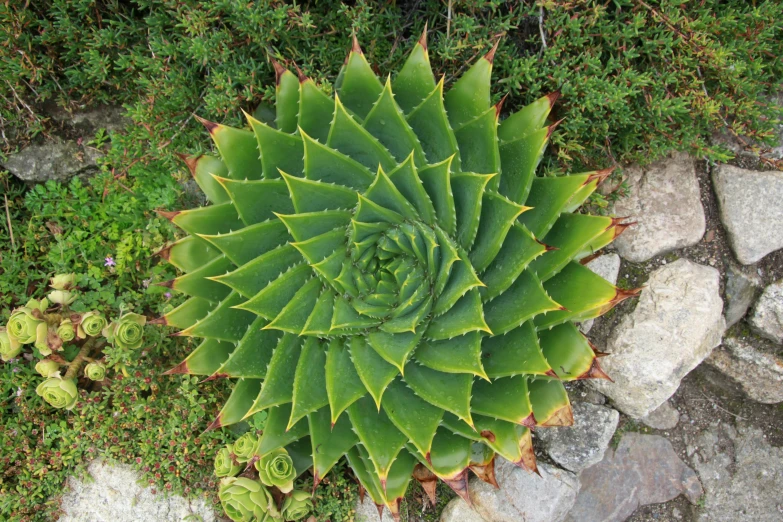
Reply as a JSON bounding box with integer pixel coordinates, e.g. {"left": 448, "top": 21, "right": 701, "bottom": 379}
{"left": 591, "top": 259, "right": 725, "bottom": 417}
{"left": 691, "top": 423, "right": 783, "bottom": 522}
{"left": 750, "top": 280, "right": 783, "bottom": 343}
{"left": 3, "top": 137, "right": 102, "bottom": 183}
{"left": 536, "top": 402, "right": 619, "bottom": 473}
{"left": 712, "top": 165, "right": 783, "bottom": 265}
{"left": 565, "top": 433, "right": 703, "bottom": 522}
{"left": 612, "top": 153, "right": 705, "bottom": 263}
{"left": 58, "top": 459, "right": 216, "bottom": 522}
{"left": 707, "top": 337, "right": 783, "bottom": 404}
{"left": 441, "top": 460, "right": 579, "bottom": 522}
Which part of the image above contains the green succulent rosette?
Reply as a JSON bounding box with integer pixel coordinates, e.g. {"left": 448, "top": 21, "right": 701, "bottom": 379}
{"left": 77, "top": 311, "right": 107, "bottom": 339}
{"left": 8, "top": 299, "right": 48, "bottom": 354}
{"left": 255, "top": 447, "right": 296, "bottom": 493}
{"left": 218, "top": 477, "right": 279, "bottom": 522}
{"left": 36, "top": 374, "right": 79, "bottom": 410}
{"left": 35, "top": 359, "right": 61, "bottom": 377}
{"left": 0, "top": 327, "right": 22, "bottom": 362}
{"left": 232, "top": 432, "right": 259, "bottom": 464}
{"left": 50, "top": 273, "right": 76, "bottom": 290}
{"left": 47, "top": 290, "right": 77, "bottom": 306}
{"left": 282, "top": 490, "right": 313, "bottom": 521}
{"left": 103, "top": 312, "right": 146, "bottom": 350}
{"left": 84, "top": 362, "right": 106, "bottom": 381}
{"left": 156, "top": 34, "right": 630, "bottom": 517}
{"left": 57, "top": 319, "right": 76, "bottom": 342}
{"left": 215, "top": 444, "right": 242, "bottom": 478}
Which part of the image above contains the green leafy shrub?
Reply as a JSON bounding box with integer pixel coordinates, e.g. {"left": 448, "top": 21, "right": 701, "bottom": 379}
{"left": 2, "top": 0, "right": 782, "bottom": 170}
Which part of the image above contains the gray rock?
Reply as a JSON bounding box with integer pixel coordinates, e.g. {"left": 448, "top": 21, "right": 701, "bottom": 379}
{"left": 591, "top": 259, "right": 725, "bottom": 418}
{"left": 579, "top": 254, "right": 622, "bottom": 334}
{"left": 724, "top": 264, "right": 762, "bottom": 327}
{"left": 51, "top": 104, "right": 131, "bottom": 134}
{"left": 442, "top": 460, "right": 579, "bottom": 522}
{"left": 440, "top": 498, "right": 486, "bottom": 522}
{"left": 750, "top": 280, "right": 783, "bottom": 343}
{"left": 693, "top": 424, "right": 783, "bottom": 522}
{"left": 611, "top": 153, "right": 705, "bottom": 263}
{"left": 3, "top": 137, "right": 102, "bottom": 183}
{"left": 707, "top": 337, "right": 783, "bottom": 403}
{"left": 58, "top": 459, "right": 216, "bottom": 522}
{"left": 712, "top": 165, "right": 783, "bottom": 265}
{"left": 536, "top": 402, "right": 620, "bottom": 473}
{"left": 565, "top": 433, "right": 703, "bottom": 522}
{"left": 355, "top": 497, "right": 393, "bottom": 522}
{"left": 640, "top": 400, "right": 680, "bottom": 430}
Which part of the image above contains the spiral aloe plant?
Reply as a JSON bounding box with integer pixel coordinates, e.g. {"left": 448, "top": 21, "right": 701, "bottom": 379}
{"left": 156, "top": 32, "right": 636, "bottom": 518}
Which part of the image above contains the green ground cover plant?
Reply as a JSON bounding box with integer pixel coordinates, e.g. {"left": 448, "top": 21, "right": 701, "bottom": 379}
{"left": 0, "top": 1, "right": 781, "bottom": 521}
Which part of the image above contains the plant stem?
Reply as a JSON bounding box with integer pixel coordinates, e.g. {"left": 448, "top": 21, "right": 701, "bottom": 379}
{"left": 64, "top": 338, "right": 99, "bottom": 380}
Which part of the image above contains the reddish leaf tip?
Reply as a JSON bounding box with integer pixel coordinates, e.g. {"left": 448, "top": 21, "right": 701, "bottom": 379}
{"left": 201, "top": 373, "right": 228, "bottom": 383}
{"left": 162, "top": 360, "right": 188, "bottom": 375}
{"left": 520, "top": 412, "right": 538, "bottom": 428}
{"left": 540, "top": 404, "right": 574, "bottom": 427}
{"left": 194, "top": 115, "right": 219, "bottom": 134}
{"left": 443, "top": 469, "right": 472, "bottom": 506}
{"left": 579, "top": 358, "right": 613, "bottom": 382}
{"left": 270, "top": 57, "right": 287, "bottom": 86}
{"left": 418, "top": 23, "right": 428, "bottom": 51}
{"left": 152, "top": 244, "right": 172, "bottom": 261}
{"left": 484, "top": 38, "right": 501, "bottom": 64}
{"left": 546, "top": 90, "right": 562, "bottom": 107}
{"left": 588, "top": 167, "right": 616, "bottom": 186}
{"left": 204, "top": 416, "right": 223, "bottom": 432}
{"left": 351, "top": 34, "right": 363, "bottom": 54}
{"left": 154, "top": 279, "right": 174, "bottom": 289}
{"left": 156, "top": 209, "right": 181, "bottom": 222}
{"left": 495, "top": 93, "right": 509, "bottom": 119}
{"left": 544, "top": 368, "right": 559, "bottom": 379}
{"left": 293, "top": 62, "right": 308, "bottom": 83}
{"left": 175, "top": 152, "right": 201, "bottom": 177}
{"left": 147, "top": 316, "right": 168, "bottom": 326}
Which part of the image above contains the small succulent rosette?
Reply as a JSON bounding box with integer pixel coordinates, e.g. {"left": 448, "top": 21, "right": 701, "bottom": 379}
{"left": 49, "top": 273, "right": 76, "bottom": 291}
{"left": 84, "top": 362, "right": 107, "bottom": 381}
{"left": 35, "top": 373, "right": 79, "bottom": 410}
{"left": 57, "top": 318, "right": 76, "bottom": 342}
{"left": 214, "top": 444, "right": 242, "bottom": 478}
{"left": 282, "top": 490, "right": 313, "bottom": 521}
{"left": 35, "top": 359, "right": 61, "bottom": 377}
{"left": 218, "top": 477, "right": 279, "bottom": 522}
{"left": 7, "top": 298, "right": 49, "bottom": 354}
{"left": 103, "top": 312, "right": 146, "bottom": 350}
{"left": 47, "top": 290, "right": 77, "bottom": 306}
{"left": 76, "top": 311, "right": 107, "bottom": 339}
{"left": 255, "top": 447, "right": 296, "bottom": 494}
{"left": 232, "top": 432, "right": 260, "bottom": 464}
{"left": 0, "top": 327, "right": 22, "bottom": 362}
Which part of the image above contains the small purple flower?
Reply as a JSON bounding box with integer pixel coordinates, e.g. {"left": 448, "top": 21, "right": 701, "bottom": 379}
{"left": 16, "top": 388, "right": 22, "bottom": 397}
{"left": 164, "top": 292, "right": 172, "bottom": 299}
{"left": 104, "top": 256, "right": 116, "bottom": 267}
